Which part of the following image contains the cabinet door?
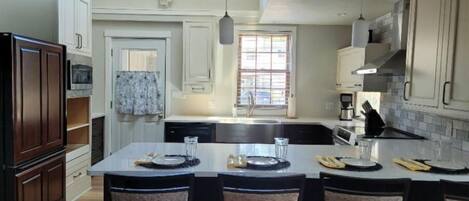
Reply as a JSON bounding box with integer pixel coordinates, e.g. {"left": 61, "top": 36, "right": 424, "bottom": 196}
{"left": 58, "top": 0, "right": 77, "bottom": 50}
{"left": 75, "top": 0, "right": 92, "bottom": 55}
{"left": 13, "top": 37, "right": 64, "bottom": 164}
{"left": 15, "top": 155, "right": 65, "bottom": 201}
{"left": 336, "top": 48, "right": 364, "bottom": 91}
{"left": 404, "top": 0, "right": 444, "bottom": 107}
{"left": 184, "top": 22, "right": 213, "bottom": 84}
{"left": 442, "top": 0, "right": 469, "bottom": 112}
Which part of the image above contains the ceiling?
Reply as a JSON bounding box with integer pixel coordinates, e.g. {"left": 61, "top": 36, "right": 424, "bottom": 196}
{"left": 259, "top": 0, "right": 397, "bottom": 25}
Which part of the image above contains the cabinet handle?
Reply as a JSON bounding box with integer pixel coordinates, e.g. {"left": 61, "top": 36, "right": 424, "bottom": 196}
{"left": 443, "top": 81, "right": 451, "bottom": 105}
{"left": 78, "top": 34, "right": 83, "bottom": 49}
{"left": 403, "top": 81, "right": 410, "bottom": 101}
{"left": 73, "top": 172, "right": 82, "bottom": 179}
{"left": 354, "top": 84, "right": 362, "bottom": 87}
{"left": 75, "top": 33, "right": 80, "bottom": 49}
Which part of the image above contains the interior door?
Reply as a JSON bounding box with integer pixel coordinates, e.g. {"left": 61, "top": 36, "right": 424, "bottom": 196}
{"left": 110, "top": 39, "right": 166, "bottom": 154}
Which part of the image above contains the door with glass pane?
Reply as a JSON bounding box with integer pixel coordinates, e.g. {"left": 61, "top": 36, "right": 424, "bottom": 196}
{"left": 110, "top": 39, "right": 166, "bottom": 153}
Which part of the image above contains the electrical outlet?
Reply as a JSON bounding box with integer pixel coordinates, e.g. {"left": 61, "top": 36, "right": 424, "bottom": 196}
{"left": 325, "top": 102, "right": 335, "bottom": 111}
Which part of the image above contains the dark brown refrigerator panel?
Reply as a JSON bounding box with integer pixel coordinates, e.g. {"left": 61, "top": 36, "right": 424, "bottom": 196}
{"left": 12, "top": 35, "right": 65, "bottom": 165}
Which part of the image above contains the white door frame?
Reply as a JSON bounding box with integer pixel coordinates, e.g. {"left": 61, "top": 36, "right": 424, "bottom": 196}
{"left": 103, "top": 30, "right": 172, "bottom": 156}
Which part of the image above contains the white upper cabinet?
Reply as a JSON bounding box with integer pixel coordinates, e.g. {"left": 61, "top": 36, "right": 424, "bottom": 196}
{"left": 59, "top": 0, "right": 92, "bottom": 57}
{"left": 441, "top": 0, "right": 469, "bottom": 112}
{"left": 183, "top": 21, "right": 214, "bottom": 93}
{"left": 336, "top": 44, "right": 389, "bottom": 92}
{"left": 404, "top": 0, "right": 444, "bottom": 107}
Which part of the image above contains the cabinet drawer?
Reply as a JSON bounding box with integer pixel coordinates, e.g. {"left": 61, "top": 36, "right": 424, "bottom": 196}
{"left": 65, "top": 164, "right": 91, "bottom": 201}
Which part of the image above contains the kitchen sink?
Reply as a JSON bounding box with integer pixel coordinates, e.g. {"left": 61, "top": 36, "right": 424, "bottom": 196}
{"left": 217, "top": 118, "right": 281, "bottom": 124}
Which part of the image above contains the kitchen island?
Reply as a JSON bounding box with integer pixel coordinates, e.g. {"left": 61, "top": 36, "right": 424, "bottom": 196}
{"left": 89, "top": 141, "right": 469, "bottom": 201}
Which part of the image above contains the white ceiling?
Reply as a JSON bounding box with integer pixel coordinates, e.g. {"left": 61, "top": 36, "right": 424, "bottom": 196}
{"left": 259, "top": 0, "right": 397, "bottom": 25}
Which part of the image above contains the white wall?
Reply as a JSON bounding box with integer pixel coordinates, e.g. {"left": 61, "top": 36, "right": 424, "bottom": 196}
{"left": 92, "top": 21, "right": 351, "bottom": 117}
{"left": 93, "top": 0, "right": 259, "bottom": 11}
{"left": 0, "top": 0, "right": 58, "bottom": 42}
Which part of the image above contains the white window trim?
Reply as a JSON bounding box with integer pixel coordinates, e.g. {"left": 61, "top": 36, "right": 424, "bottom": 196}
{"left": 232, "top": 25, "right": 297, "bottom": 116}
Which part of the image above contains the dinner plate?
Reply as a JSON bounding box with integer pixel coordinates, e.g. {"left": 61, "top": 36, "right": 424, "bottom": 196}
{"left": 152, "top": 156, "right": 186, "bottom": 166}
{"left": 339, "top": 158, "right": 376, "bottom": 168}
{"left": 246, "top": 157, "right": 279, "bottom": 166}
{"left": 424, "top": 160, "right": 466, "bottom": 171}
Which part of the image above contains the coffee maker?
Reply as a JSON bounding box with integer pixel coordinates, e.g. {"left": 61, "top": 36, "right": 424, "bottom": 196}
{"left": 339, "top": 93, "right": 354, "bottom": 121}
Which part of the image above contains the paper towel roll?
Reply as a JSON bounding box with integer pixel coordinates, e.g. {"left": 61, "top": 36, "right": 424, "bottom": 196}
{"left": 287, "top": 95, "right": 296, "bottom": 119}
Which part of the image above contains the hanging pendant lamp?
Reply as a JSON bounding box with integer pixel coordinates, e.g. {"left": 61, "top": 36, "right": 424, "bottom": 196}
{"left": 219, "top": 0, "right": 234, "bottom": 44}
{"left": 351, "top": 0, "right": 369, "bottom": 48}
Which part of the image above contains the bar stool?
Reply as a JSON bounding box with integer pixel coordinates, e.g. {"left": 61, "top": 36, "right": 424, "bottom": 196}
{"left": 104, "top": 173, "right": 194, "bottom": 201}
{"left": 441, "top": 180, "right": 469, "bottom": 201}
{"left": 218, "top": 174, "right": 306, "bottom": 201}
{"left": 320, "top": 172, "right": 411, "bottom": 201}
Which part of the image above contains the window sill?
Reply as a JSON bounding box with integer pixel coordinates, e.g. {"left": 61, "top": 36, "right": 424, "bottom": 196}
{"left": 236, "top": 108, "right": 288, "bottom": 116}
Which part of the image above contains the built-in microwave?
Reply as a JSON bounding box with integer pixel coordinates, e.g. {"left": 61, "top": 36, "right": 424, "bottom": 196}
{"left": 68, "top": 62, "right": 93, "bottom": 90}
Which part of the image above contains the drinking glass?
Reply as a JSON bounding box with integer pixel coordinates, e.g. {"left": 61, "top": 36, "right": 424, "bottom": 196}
{"left": 184, "top": 136, "right": 198, "bottom": 159}
{"left": 358, "top": 139, "right": 373, "bottom": 161}
{"left": 274, "top": 138, "right": 289, "bottom": 160}
{"left": 436, "top": 139, "right": 453, "bottom": 162}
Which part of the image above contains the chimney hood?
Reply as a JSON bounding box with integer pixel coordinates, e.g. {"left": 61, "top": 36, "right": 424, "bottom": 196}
{"left": 353, "top": 50, "right": 406, "bottom": 75}
{"left": 353, "top": 0, "right": 409, "bottom": 76}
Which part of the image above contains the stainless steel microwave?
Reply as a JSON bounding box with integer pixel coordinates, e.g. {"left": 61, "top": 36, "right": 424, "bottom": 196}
{"left": 68, "top": 63, "right": 93, "bottom": 90}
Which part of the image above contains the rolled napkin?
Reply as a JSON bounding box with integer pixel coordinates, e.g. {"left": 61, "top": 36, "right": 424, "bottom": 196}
{"left": 393, "top": 158, "right": 431, "bottom": 172}
{"left": 134, "top": 152, "right": 160, "bottom": 166}
{"left": 316, "top": 156, "right": 346, "bottom": 169}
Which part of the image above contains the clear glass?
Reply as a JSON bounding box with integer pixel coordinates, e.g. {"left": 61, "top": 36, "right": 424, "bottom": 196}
{"left": 358, "top": 139, "right": 373, "bottom": 161}
{"left": 436, "top": 139, "right": 453, "bottom": 162}
{"left": 274, "top": 138, "right": 289, "bottom": 160}
{"left": 184, "top": 136, "right": 198, "bottom": 159}
{"left": 120, "top": 49, "right": 158, "bottom": 71}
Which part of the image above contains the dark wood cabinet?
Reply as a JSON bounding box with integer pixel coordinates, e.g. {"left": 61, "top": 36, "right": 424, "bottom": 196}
{"left": 284, "top": 124, "right": 333, "bottom": 145}
{"left": 15, "top": 153, "right": 65, "bottom": 201}
{"left": 165, "top": 123, "right": 215, "bottom": 143}
{"left": 92, "top": 117, "right": 105, "bottom": 165}
{"left": 0, "top": 34, "right": 66, "bottom": 165}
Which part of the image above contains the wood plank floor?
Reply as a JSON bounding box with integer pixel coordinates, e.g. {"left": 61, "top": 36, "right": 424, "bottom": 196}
{"left": 77, "top": 176, "right": 103, "bottom": 201}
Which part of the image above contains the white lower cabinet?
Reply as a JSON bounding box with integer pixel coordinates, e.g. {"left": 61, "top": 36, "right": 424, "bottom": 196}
{"left": 66, "top": 153, "right": 91, "bottom": 201}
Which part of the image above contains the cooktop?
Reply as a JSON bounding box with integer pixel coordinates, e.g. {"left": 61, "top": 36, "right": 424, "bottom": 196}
{"left": 339, "top": 126, "right": 425, "bottom": 140}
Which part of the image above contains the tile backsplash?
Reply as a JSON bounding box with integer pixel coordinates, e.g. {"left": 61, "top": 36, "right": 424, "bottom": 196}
{"left": 380, "top": 76, "right": 469, "bottom": 151}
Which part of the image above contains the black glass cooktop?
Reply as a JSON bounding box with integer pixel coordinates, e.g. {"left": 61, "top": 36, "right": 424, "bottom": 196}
{"left": 339, "top": 126, "right": 425, "bottom": 140}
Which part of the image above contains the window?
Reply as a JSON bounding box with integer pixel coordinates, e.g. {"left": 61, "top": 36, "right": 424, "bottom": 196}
{"left": 120, "top": 49, "right": 158, "bottom": 71}
{"left": 237, "top": 33, "right": 292, "bottom": 108}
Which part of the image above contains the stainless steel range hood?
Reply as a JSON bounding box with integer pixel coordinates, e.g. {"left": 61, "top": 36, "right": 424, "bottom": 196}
{"left": 353, "top": 50, "right": 406, "bottom": 75}
{"left": 353, "top": 0, "right": 409, "bottom": 76}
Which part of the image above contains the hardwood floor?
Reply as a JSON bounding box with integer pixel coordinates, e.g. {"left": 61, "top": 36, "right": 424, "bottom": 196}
{"left": 77, "top": 176, "right": 103, "bottom": 201}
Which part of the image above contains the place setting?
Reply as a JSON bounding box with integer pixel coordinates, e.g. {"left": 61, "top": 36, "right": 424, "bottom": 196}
{"left": 227, "top": 138, "right": 291, "bottom": 170}
{"left": 317, "top": 139, "right": 383, "bottom": 171}
{"left": 393, "top": 140, "right": 469, "bottom": 175}
{"left": 134, "top": 137, "right": 201, "bottom": 169}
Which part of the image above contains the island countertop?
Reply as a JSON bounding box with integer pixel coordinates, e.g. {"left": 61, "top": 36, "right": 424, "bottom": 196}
{"left": 89, "top": 141, "right": 469, "bottom": 181}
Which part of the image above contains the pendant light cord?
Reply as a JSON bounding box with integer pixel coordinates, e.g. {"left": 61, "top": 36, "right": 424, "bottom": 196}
{"left": 225, "top": 0, "right": 228, "bottom": 14}
{"left": 360, "top": 0, "right": 364, "bottom": 19}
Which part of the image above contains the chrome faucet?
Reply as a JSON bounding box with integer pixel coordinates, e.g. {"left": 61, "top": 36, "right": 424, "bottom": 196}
{"left": 246, "top": 91, "right": 256, "bottom": 117}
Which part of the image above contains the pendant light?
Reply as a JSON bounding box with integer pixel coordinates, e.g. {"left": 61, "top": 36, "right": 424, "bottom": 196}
{"left": 351, "top": 0, "right": 369, "bottom": 48}
{"left": 219, "top": 0, "right": 234, "bottom": 45}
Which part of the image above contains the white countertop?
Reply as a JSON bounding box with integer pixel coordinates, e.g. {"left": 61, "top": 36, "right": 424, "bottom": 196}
{"left": 164, "top": 115, "right": 364, "bottom": 130}
{"left": 89, "top": 141, "right": 469, "bottom": 181}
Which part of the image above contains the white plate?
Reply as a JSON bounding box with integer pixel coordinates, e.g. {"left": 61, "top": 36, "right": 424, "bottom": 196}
{"left": 247, "top": 157, "right": 279, "bottom": 166}
{"left": 424, "top": 160, "right": 466, "bottom": 171}
{"left": 340, "top": 158, "right": 376, "bottom": 168}
{"left": 152, "top": 156, "right": 186, "bottom": 166}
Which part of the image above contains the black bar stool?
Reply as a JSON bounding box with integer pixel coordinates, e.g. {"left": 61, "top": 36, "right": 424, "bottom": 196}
{"left": 441, "top": 180, "right": 469, "bottom": 201}
{"left": 218, "top": 174, "right": 306, "bottom": 201}
{"left": 104, "top": 173, "right": 194, "bottom": 201}
{"left": 320, "top": 172, "right": 411, "bottom": 201}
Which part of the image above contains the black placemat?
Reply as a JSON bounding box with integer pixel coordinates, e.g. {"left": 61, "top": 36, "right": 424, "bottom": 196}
{"left": 237, "top": 156, "right": 291, "bottom": 171}
{"left": 320, "top": 157, "right": 383, "bottom": 172}
{"left": 412, "top": 160, "right": 469, "bottom": 175}
{"left": 138, "top": 155, "right": 200, "bottom": 169}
